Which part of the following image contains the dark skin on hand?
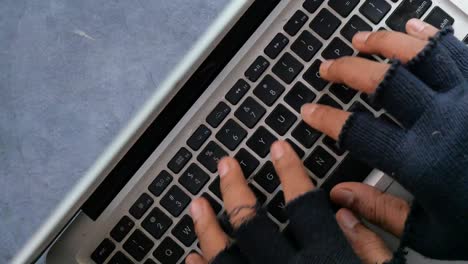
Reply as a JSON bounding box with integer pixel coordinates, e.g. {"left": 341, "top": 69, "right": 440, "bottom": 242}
{"left": 185, "top": 19, "right": 441, "bottom": 264}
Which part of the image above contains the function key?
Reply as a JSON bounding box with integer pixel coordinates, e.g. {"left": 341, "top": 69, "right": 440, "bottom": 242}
{"left": 187, "top": 125, "right": 211, "bottom": 151}
{"left": 424, "top": 6, "right": 454, "bottom": 29}
{"left": 153, "top": 237, "right": 185, "bottom": 264}
{"left": 202, "top": 192, "right": 222, "bottom": 214}
{"left": 235, "top": 97, "right": 266, "bottom": 128}
{"left": 291, "top": 30, "right": 323, "bottom": 62}
{"left": 254, "top": 75, "right": 285, "bottom": 106}
{"left": 91, "top": 238, "right": 116, "bottom": 264}
{"left": 247, "top": 126, "right": 278, "bottom": 158}
{"left": 341, "top": 15, "right": 373, "bottom": 43}
{"left": 216, "top": 119, "right": 247, "bottom": 151}
{"left": 254, "top": 161, "right": 280, "bottom": 193}
{"left": 161, "top": 185, "right": 191, "bottom": 217}
{"left": 148, "top": 170, "right": 173, "bottom": 197}
{"left": 329, "top": 83, "right": 357, "bottom": 104}
{"left": 226, "top": 79, "right": 251, "bottom": 105}
{"left": 284, "top": 82, "right": 316, "bottom": 113}
{"left": 286, "top": 139, "right": 305, "bottom": 158}
{"left": 111, "top": 216, "right": 135, "bottom": 242}
{"left": 235, "top": 148, "right": 260, "bottom": 178}
{"left": 206, "top": 102, "right": 231, "bottom": 128}
{"left": 266, "top": 104, "right": 297, "bottom": 136}
{"left": 317, "top": 94, "right": 343, "bottom": 109}
{"left": 249, "top": 183, "right": 267, "bottom": 205}
{"left": 292, "top": 121, "right": 321, "bottom": 148}
{"left": 323, "top": 136, "right": 346, "bottom": 156}
{"left": 197, "top": 141, "right": 228, "bottom": 173}
{"left": 265, "top": 33, "right": 290, "bottom": 59}
{"left": 322, "top": 37, "right": 354, "bottom": 60}
{"left": 360, "top": 0, "right": 391, "bottom": 24}
{"left": 179, "top": 163, "right": 210, "bottom": 195}
{"left": 284, "top": 10, "right": 309, "bottom": 36}
{"left": 267, "top": 191, "right": 287, "bottom": 223}
{"left": 310, "top": 9, "right": 341, "bottom": 40}
{"left": 273, "top": 52, "right": 304, "bottom": 84}
{"left": 304, "top": 146, "right": 336, "bottom": 178}
{"left": 108, "top": 252, "right": 133, "bottom": 264}
{"left": 129, "top": 193, "right": 154, "bottom": 219}
{"left": 123, "top": 229, "right": 154, "bottom": 261}
{"left": 168, "top": 147, "right": 192, "bottom": 174}
{"left": 142, "top": 208, "right": 173, "bottom": 239}
{"left": 245, "top": 56, "right": 270, "bottom": 82}
{"left": 386, "top": 0, "right": 432, "bottom": 32}
{"left": 303, "top": 60, "right": 329, "bottom": 91}
{"left": 329, "top": 0, "right": 360, "bottom": 17}
{"left": 172, "top": 215, "right": 197, "bottom": 246}
{"left": 303, "top": 0, "right": 325, "bottom": 14}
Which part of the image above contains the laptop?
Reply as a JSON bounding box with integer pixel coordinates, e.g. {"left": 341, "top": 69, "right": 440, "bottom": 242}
{"left": 12, "top": 0, "right": 468, "bottom": 263}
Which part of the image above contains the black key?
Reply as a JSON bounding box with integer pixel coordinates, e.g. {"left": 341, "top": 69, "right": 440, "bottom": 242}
{"left": 209, "top": 177, "right": 222, "bottom": 199}
{"left": 349, "top": 101, "right": 373, "bottom": 114}
{"left": 292, "top": 121, "right": 321, "bottom": 148}
{"left": 424, "top": 6, "right": 454, "bottom": 29}
{"left": 161, "top": 186, "right": 191, "bottom": 217}
{"left": 153, "top": 237, "right": 184, "bottom": 264}
{"left": 234, "top": 148, "right": 260, "bottom": 178}
{"left": 304, "top": 146, "right": 336, "bottom": 178}
{"left": 284, "top": 82, "right": 316, "bottom": 113}
{"left": 179, "top": 163, "right": 210, "bottom": 195}
{"left": 272, "top": 53, "right": 304, "bottom": 84}
{"left": 303, "top": 0, "right": 325, "bottom": 14}
{"left": 187, "top": 125, "right": 211, "bottom": 151}
{"left": 329, "top": 83, "right": 357, "bottom": 104}
{"left": 172, "top": 215, "right": 196, "bottom": 246}
{"left": 202, "top": 192, "right": 222, "bottom": 214}
{"left": 329, "top": 0, "right": 360, "bottom": 17}
{"left": 206, "top": 102, "right": 231, "bottom": 128}
{"left": 267, "top": 191, "right": 287, "bottom": 223}
{"left": 386, "top": 0, "right": 432, "bottom": 32}
{"left": 108, "top": 252, "right": 133, "bottom": 264}
{"left": 254, "top": 75, "right": 285, "bottom": 106}
{"left": 265, "top": 33, "right": 290, "bottom": 59}
{"left": 323, "top": 136, "right": 346, "bottom": 156}
{"left": 167, "top": 147, "right": 192, "bottom": 174}
{"left": 216, "top": 119, "right": 247, "bottom": 151}
{"left": 142, "top": 208, "right": 172, "bottom": 239}
{"left": 144, "top": 259, "right": 157, "bottom": 264}
{"left": 265, "top": 104, "right": 297, "bottom": 136}
{"left": 254, "top": 161, "right": 280, "bottom": 193}
{"left": 341, "top": 15, "right": 373, "bottom": 43}
{"left": 198, "top": 141, "right": 228, "bottom": 173}
{"left": 360, "top": 93, "right": 382, "bottom": 111}
{"left": 111, "top": 216, "right": 135, "bottom": 242}
{"left": 247, "top": 126, "right": 278, "bottom": 158}
{"left": 291, "top": 31, "right": 323, "bottom": 62}
{"left": 123, "top": 229, "right": 154, "bottom": 261}
{"left": 250, "top": 183, "right": 267, "bottom": 205}
{"left": 322, "top": 37, "right": 354, "bottom": 60}
{"left": 91, "top": 239, "right": 116, "bottom": 264}
{"left": 284, "top": 10, "right": 309, "bottom": 36}
{"left": 226, "top": 79, "right": 251, "bottom": 105}
{"left": 148, "top": 170, "right": 173, "bottom": 197}
{"left": 129, "top": 193, "right": 154, "bottom": 220}
{"left": 310, "top": 9, "right": 341, "bottom": 40}
{"left": 235, "top": 97, "right": 266, "bottom": 128}
{"left": 286, "top": 139, "right": 305, "bottom": 158}
{"left": 360, "top": 0, "right": 391, "bottom": 24}
{"left": 245, "top": 56, "right": 270, "bottom": 82}
{"left": 303, "top": 60, "right": 329, "bottom": 91}
{"left": 317, "top": 94, "right": 343, "bottom": 109}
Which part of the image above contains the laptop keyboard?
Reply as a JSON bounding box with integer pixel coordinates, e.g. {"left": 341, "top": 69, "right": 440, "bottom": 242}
{"left": 91, "top": 0, "right": 456, "bottom": 263}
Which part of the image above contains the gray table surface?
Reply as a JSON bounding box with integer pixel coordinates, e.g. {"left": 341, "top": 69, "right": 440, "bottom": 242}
{"left": 0, "top": 0, "right": 228, "bottom": 262}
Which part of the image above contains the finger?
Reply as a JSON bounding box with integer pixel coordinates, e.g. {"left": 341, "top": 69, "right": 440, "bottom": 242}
{"left": 218, "top": 157, "right": 257, "bottom": 228}
{"left": 190, "top": 198, "right": 230, "bottom": 260}
{"left": 406, "top": 18, "right": 439, "bottom": 40}
{"left": 320, "top": 57, "right": 390, "bottom": 94}
{"left": 331, "top": 182, "right": 410, "bottom": 237}
{"left": 185, "top": 253, "right": 207, "bottom": 264}
{"left": 301, "top": 103, "right": 351, "bottom": 141}
{"left": 270, "top": 140, "right": 314, "bottom": 203}
{"left": 353, "top": 30, "right": 428, "bottom": 63}
{"left": 336, "top": 209, "right": 393, "bottom": 264}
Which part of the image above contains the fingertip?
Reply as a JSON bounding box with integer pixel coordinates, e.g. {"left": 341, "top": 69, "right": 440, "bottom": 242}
{"left": 336, "top": 208, "right": 360, "bottom": 231}
{"left": 190, "top": 198, "right": 207, "bottom": 222}
{"left": 406, "top": 18, "right": 426, "bottom": 33}
{"left": 319, "top": 59, "right": 335, "bottom": 78}
{"left": 300, "top": 103, "right": 318, "bottom": 118}
{"left": 352, "top": 31, "right": 372, "bottom": 47}
{"left": 218, "top": 157, "right": 233, "bottom": 178}
{"left": 271, "top": 140, "right": 287, "bottom": 161}
{"left": 330, "top": 188, "right": 355, "bottom": 207}
{"left": 186, "top": 253, "right": 206, "bottom": 264}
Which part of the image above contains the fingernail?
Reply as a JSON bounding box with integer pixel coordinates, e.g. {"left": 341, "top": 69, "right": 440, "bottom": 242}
{"left": 333, "top": 189, "right": 354, "bottom": 207}
{"left": 354, "top": 32, "right": 371, "bottom": 44}
{"left": 339, "top": 209, "right": 360, "bottom": 229}
{"left": 218, "top": 158, "right": 231, "bottom": 178}
{"left": 185, "top": 254, "right": 200, "bottom": 264}
{"left": 190, "top": 200, "right": 204, "bottom": 221}
{"left": 407, "top": 18, "right": 425, "bottom": 33}
{"left": 301, "top": 104, "right": 318, "bottom": 116}
{"left": 271, "top": 141, "right": 285, "bottom": 161}
{"left": 320, "top": 60, "right": 334, "bottom": 74}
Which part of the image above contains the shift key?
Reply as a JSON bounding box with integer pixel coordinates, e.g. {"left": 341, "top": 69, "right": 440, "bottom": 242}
{"left": 386, "top": 0, "right": 432, "bottom": 32}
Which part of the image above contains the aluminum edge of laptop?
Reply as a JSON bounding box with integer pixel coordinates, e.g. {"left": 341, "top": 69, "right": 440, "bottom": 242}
{"left": 9, "top": 1, "right": 251, "bottom": 263}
